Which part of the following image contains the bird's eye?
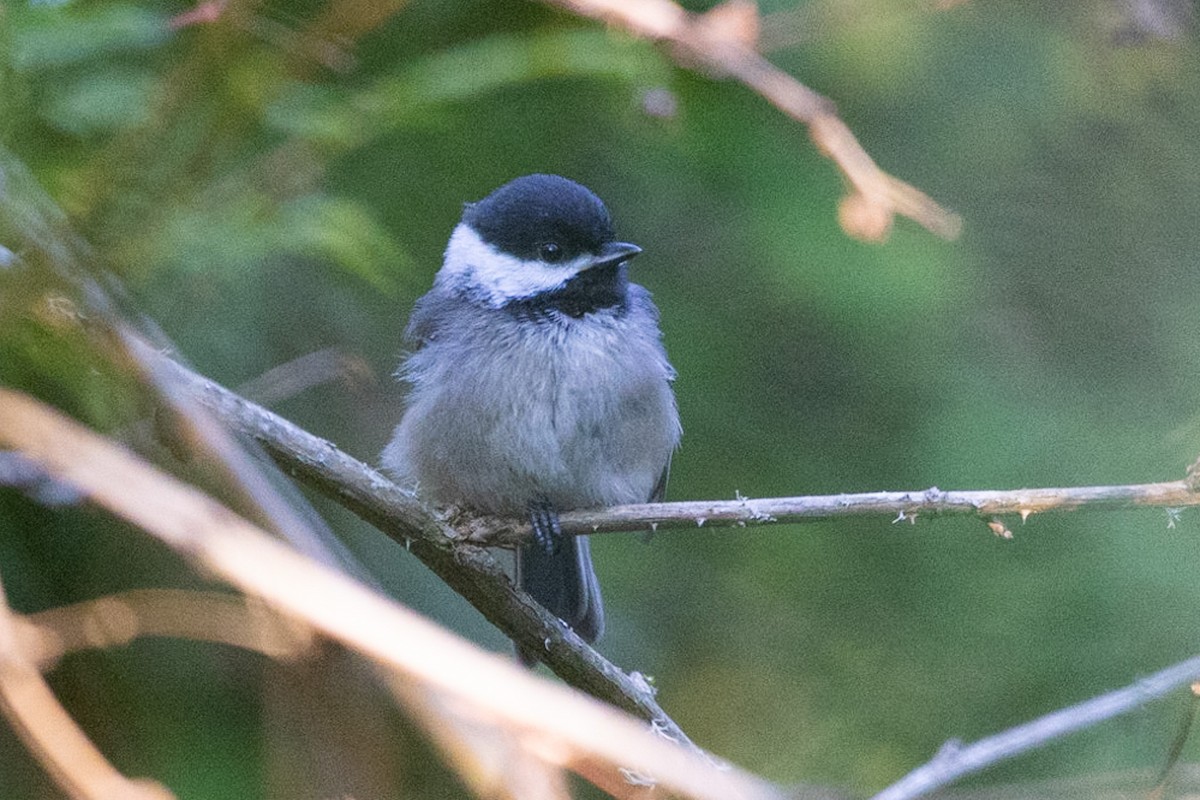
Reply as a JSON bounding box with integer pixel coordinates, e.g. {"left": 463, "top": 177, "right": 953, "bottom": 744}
{"left": 539, "top": 242, "right": 563, "bottom": 263}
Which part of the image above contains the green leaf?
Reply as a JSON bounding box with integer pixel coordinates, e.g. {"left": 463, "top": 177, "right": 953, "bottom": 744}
{"left": 266, "top": 28, "right": 668, "bottom": 148}
{"left": 40, "top": 69, "right": 156, "bottom": 136}
{"left": 279, "top": 195, "right": 410, "bottom": 293}
{"left": 264, "top": 83, "right": 363, "bottom": 148}
{"left": 12, "top": 4, "right": 169, "bottom": 71}
{"left": 393, "top": 27, "right": 665, "bottom": 107}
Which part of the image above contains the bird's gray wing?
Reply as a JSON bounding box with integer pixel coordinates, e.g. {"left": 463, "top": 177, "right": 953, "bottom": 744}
{"left": 403, "top": 289, "right": 460, "bottom": 347}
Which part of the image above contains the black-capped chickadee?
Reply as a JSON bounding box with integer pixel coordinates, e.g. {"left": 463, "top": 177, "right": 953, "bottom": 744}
{"left": 382, "top": 174, "right": 680, "bottom": 662}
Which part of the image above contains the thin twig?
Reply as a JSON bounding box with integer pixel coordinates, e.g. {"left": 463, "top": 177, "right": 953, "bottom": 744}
{"left": 871, "top": 653, "right": 1200, "bottom": 800}
{"left": 547, "top": 0, "right": 961, "bottom": 241}
{"left": 234, "top": 347, "right": 372, "bottom": 408}
{"left": 1148, "top": 681, "right": 1200, "bottom": 800}
{"left": 0, "top": 388, "right": 785, "bottom": 800}
{"left": 466, "top": 481, "right": 1200, "bottom": 544}
{"left": 125, "top": 337, "right": 1200, "bottom": 548}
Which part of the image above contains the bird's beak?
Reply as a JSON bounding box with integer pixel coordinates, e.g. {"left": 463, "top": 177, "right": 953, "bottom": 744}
{"left": 592, "top": 241, "right": 642, "bottom": 269}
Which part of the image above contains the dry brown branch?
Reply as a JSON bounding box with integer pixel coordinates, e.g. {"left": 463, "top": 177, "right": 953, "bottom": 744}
{"left": 0, "top": 388, "right": 786, "bottom": 800}
{"left": 546, "top": 0, "right": 961, "bottom": 241}
{"left": 15, "top": 587, "right": 574, "bottom": 800}
{"left": 0, "top": 575, "right": 176, "bottom": 800}
{"left": 14, "top": 589, "right": 316, "bottom": 671}
{"left": 383, "top": 673, "right": 575, "bottom": 800}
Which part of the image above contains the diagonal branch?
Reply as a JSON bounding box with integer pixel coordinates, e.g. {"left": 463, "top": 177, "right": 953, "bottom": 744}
{"left": 0, "top": 388, "right": 784, "bottom": 800}
{"left": 118, "top": 332, "right": 697, "bottom": 749}
{"left": 547, "top": 0, "right": 961, "bottom": 241}
{"left": 871, "top": 653, "right": 1200, "bottom": 800}
{"left": 17, "top": 331, "right": 1200, "bottom": 796}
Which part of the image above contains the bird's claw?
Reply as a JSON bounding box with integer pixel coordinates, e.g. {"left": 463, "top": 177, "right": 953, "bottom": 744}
{"left": 528, "top": 499, "right": 563, "bottom": 555}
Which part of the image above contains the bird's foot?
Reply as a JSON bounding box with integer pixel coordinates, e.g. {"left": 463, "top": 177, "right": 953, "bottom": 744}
{"left": 527, "top": 497, "right": 562, "bottom": 554}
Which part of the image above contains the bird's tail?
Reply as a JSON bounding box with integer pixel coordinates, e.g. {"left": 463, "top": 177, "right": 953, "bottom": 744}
{"left": 515, "top": 535, "right": 604, "bottom": 666}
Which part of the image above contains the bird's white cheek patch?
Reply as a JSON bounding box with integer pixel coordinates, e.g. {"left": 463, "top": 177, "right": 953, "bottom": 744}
{"left": 440, "top": 224, "right": 589, "bottom": 307}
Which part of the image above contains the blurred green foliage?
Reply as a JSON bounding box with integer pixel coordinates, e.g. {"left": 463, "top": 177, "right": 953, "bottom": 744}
{"left": 4, "top": 0, "right": 1200, "bottom": 797}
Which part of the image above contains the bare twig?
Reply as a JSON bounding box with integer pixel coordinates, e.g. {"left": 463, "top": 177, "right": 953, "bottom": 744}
{"left": 871, "top": 653, "right": 1200, "bottom": 800}
{"left": 546, "top": 0, "right": 961, "bottom": 241}
{"left": 127, "top": 337, "right": 1200, "bottom": 548}
{"left": 1148, "top": 681, "right": 1200, "bottom": 799}
{"left": 234, "top": 347, "right": 373, "bottom": 408}
{"left": 0, "top": 388, "right": 785, "bottom": 800}
{"left": 467, "top": 481, "right": 1200, "bottom": 544}
{"left": 117, "top": 338, "right": 1200, "bottom": 744}
{"left": 0, "top": 573, "right": 175, "bottom": 800}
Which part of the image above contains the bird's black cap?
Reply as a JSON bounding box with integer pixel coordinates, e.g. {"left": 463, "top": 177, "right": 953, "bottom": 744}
{"left": 462, "top": 174, "right": 616, "bottom": 262}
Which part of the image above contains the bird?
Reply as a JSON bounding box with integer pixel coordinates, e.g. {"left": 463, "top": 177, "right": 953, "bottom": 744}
{"left": 381, "top": 174, "right": 680, "bottom": 662}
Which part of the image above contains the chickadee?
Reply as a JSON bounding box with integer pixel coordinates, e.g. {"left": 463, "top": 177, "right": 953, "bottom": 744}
{"left": 382, "top": 174, "right": 680, "bottom": 661}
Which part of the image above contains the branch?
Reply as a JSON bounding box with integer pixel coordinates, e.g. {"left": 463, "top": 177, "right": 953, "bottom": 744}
{"left": 0, "top": 574, "right": 175, "bottom": 800}
{"left": 16, "top": 325, "right": 1200, "bottom": 798}
{"left": 98, "top": 339, "right": 1200, "bottom": 796}
{"left": 117, "top": 335, "right": 1200, "bottom": 722}
{"left": 116, "top": 332, "right": 698, "bottom": 749}
{"left": 547, "top": 0, "right": 961, "bottom": 242}
{"left": 465, "top": 481, "right": 1200, "bottom": 544}
{"left": 871, "top": 653, "right": 1200, "bottom": 800}
{"left": 0, "top": 388, "right": 785, "bottom": 800}
{"left": 14, "top": 589, "right": 316, "bottom": 671}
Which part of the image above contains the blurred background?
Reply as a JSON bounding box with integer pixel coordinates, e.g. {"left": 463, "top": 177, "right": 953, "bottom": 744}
{"left": 4, "top": 0, "right": 1200, "bottom": 796}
